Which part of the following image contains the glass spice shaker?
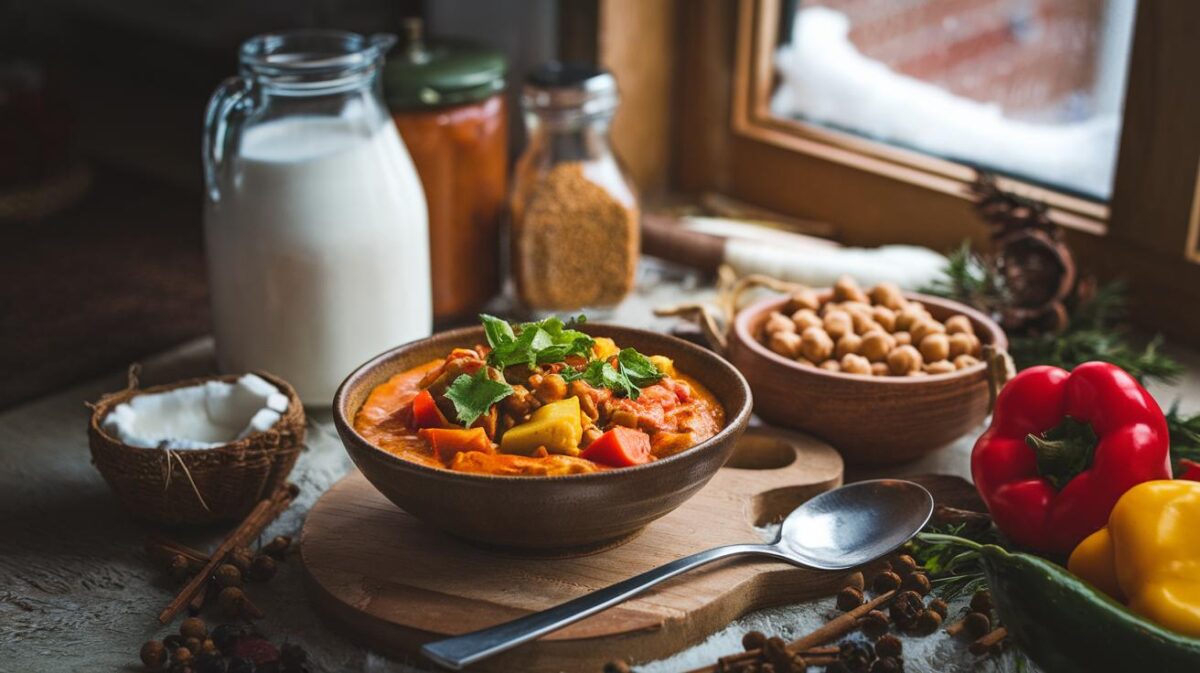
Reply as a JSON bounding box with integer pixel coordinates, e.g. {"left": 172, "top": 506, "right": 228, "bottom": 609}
{"left": 509, "top": 62, "right": 639, "bottom": 314}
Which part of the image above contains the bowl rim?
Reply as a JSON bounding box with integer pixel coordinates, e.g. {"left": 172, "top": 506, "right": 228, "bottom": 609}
{"left": 733, "top": 290, "right": 1008, "bottom": 384}
{"left": 332, "top": 322, "right": 753, "bottom": 483}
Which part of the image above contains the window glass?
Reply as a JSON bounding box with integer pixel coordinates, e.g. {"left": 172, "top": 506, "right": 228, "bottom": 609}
{"left": 771, "top": 0, "right": 1137, "bottom": 200}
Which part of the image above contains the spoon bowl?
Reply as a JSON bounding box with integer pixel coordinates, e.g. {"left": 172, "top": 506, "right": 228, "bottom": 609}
{"left": 421, "top": 479, "right": 934, "bottom": 670}
{"left": 777, "top": 479, "right": 936, "bottom": 570}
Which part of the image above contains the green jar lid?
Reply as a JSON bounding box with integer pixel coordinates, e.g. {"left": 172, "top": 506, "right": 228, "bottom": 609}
{"left": 383, "top": 18, "right": 506, "bottom": 110}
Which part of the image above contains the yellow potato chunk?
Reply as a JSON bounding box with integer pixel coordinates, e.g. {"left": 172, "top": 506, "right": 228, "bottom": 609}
{"left": 593, "top": 337, "right": 620, "bottom": 361}
{"left": 500, "top": 397, "right": 583, "bottom": 456}
{"left": 649, "top": 354, "right": 677, "bottom": 377}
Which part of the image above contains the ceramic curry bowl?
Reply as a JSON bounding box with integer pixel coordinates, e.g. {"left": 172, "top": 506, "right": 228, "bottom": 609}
{"left": 333, "top": 324, "right": 752, "bottom": 554}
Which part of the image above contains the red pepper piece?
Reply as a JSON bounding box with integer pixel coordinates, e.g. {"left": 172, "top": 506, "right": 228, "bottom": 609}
{"left": 971, "top": 362, "right": 1171, "bottom": 554}
{"left": 410, "top": 389, "right": 449, "bottom": 430}
{"left": 1179, "top": 459, "right": 1200, "bottom": 482}
{"left": 580, "top": 427, "right": 653, "bottom": 467}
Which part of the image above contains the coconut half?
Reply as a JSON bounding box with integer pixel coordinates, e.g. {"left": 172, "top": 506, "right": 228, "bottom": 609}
{"left": 102, "top": 373, "right": 290, "bottom": 449}
{"left": 88, "top": 370, "right": 306, "bottom": 524}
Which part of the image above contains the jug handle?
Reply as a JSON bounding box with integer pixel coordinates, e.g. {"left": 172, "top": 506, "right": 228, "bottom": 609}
{"left": 203, "top": 76, "right": 254, "bottom": 203}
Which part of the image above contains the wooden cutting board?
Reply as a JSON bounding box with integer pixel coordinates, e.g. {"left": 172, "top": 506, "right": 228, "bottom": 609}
{"left": 301, "top": 427, "right": 852, "bottom": 672}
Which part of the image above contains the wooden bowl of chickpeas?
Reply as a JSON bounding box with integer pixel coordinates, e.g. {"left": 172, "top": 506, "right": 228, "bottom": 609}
{"left": 727, "top": 276, "right": 1007, "bottom": 466}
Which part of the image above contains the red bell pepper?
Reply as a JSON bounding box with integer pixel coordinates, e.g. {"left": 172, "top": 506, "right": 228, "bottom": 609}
{"left": 410, "top": 389, "right": 449, "bottom": 430}
{"left": 580, "top": 427, "right": 652, "bottom": 467}
{"left": 971, "top": 361, "right": 1170, "bottom": 554}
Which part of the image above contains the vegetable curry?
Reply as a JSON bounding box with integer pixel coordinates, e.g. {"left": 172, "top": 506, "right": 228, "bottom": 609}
{"left": 354, "top": 315, "right": 725, "bottom": 476}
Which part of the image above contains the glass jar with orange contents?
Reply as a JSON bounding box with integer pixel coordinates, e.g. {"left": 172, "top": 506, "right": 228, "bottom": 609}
{"left": 384, "top": 20, "right": 508, "bottom": 322}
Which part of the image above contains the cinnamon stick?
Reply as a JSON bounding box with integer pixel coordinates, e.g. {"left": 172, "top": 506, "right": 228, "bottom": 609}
{"left": 684, "top": 590, "right": 897, "bottom": 673}
{"left": 157, "top": 484, "right": 296, "bottom": 624}
{"left": 970, "top": 626, "right": 1008, "bottom": 655}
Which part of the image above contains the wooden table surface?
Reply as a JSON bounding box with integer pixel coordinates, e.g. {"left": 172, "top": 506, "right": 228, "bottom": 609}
{"left": 2, "top": 259, "right": 1197, "bottom": 673}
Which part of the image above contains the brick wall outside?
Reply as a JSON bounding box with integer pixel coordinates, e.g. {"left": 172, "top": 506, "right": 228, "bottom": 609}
{"left": 811, "top": 0, "right": 1105, "bottom": 120}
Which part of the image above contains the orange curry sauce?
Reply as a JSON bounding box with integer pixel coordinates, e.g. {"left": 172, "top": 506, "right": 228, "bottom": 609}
{"left": 353, "top": 358, "right": 724, "bottom": 476}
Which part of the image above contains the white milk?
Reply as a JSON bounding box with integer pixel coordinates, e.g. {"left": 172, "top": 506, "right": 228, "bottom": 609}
{"left": 204, "top": 117, "right": 430, "bottom": 405}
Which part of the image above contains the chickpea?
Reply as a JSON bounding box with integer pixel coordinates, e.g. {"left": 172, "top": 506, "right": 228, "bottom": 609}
{"left": 795, "top": 356, "right": 817, "bottom": 368}
{"left": 954, "top": 354, "right": 980, "bottom": 369}
{"left": 768, "top": 330, "right": 802, "bottom": 359}
{"left": 820, "top": 359, "right": 841, "bottom": 373}
{"left": 835, "top": 333, "right": 863, "bottom": 359}
{"left": 833, "top": 275, "right": 869, "bottom": 303}
{"left": 841, "top": 353, "right": 872, "bottom": 376}
{"left": 533, "top": 373, "right": 568, "bottom": 404}
{"left": 948, "top": 332, "right": 975, "bottom": 358}
{"left": 907, "top": 370, "right": 930, "bottom": 377}
{"left": 841, "top": 301, "right": 873, "bottom": 318}
{"left": 892, "top": 331, "right": 912, "bottom": 346}
{"left": 819, "top": 301, "right": 840, "bottom": 317}
{"left": 800, "top": 326, "right": 835, "bottom": 362}
{"left": 919, "top": 333, "right": 950, "bottom": 363}
{"left": 894, "top": 306, "right": 927, "bottom": 332}
{"left": 869, "top": 282, "right": 906, "bottom": 310}
{"left": 783, "top": 288, "right": 821, "bottom": 314}
{"left": 851, "top": 311, "right": 881, "bottom": 335}
{"left": 860, "top": 329, "right": 894, "bottom": 362}
{"left": 887, "top": 345, "right": 924, "bottom": 375}
{"left": 924, "top": 360, "right": 956, "bottom": 375}
{"left": 791, "top": 308, "right": 823, "bottom": 332}
{"left": 765, "top": 311, "right": 796, "bottom": 336}
{"left": 870, "top": 362, "right": 890, "bottom": 377}
{"left": 945, "top": 314, "right": 974, "bottom": 335}
{"left": 871, "top": 306, "right": 897, "bottom": 332}
{"left": 910, "top": 319, "right": 946, "bottom": 346}
{"left": 823, "top": 310, "right": 853, "bottom": 340}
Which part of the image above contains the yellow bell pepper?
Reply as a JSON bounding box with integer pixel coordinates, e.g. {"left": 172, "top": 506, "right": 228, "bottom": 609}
{"left": 499, "top": 397, "right": 582, "bottom": 456}
{"left": 1068, "top": 480, "right": 1200, "bottom": 638}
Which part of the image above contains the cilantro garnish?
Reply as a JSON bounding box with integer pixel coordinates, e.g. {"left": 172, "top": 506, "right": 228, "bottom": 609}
{"left": 480, "top": 314, "right": 594, "bottom": 369}
{"left": 562, "top": 348, "right": 663, "bottom": 400}
{"left": 444, "top": 368, "right": 513, "bottom": 427}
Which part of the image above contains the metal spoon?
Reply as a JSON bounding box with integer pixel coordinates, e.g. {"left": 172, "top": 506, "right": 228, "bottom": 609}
{"left": 421, "top": 479, "right": 934, "bottom": 670}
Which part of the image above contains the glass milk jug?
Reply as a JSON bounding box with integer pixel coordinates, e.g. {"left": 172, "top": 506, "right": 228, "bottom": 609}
{"left": 203, "top": 31, "right": 431, "bottom": 405}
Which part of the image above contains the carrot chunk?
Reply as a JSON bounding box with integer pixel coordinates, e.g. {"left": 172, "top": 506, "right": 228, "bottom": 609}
{"left": 419, "top": 427, "right": 495, "bottom": 463}
{"left": 579, "top": 427, "right": 653, "bottom": 467}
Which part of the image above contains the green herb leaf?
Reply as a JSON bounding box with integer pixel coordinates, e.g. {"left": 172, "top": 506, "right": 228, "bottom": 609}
{"left": 443, "top": 368, "right": 513, "bottom": 427}
{"left": 481, "top": 314, "right": 594, "bottom": 370}
{"left": 562, "top": 348, "right": 663, "bottom": 400}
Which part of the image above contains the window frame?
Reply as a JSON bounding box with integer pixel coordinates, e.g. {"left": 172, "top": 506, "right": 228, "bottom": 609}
{"left": 671, "top": 0, "right": 1200, "bottom": 341}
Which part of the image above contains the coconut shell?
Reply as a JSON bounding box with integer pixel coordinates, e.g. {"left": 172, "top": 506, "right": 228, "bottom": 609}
{"left": 88, "top": 369, "right": 305, "bottom": 525}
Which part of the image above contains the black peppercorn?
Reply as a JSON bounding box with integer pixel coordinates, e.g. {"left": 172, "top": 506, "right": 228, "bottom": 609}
{"left": 969, "top": 589, "right": 992, "bottom": 615}
{"left": 874, "top": 633, "right": 902, "bottom": 658}
{"left": 927, "top": 598, "right": 949, "bottom": 619}
{"left": 262, "top": 536, "right": 291, "bottom": 560}
{"left": 898, "top": 572, "right": 931, "bottom": 596}
{"left": 602, "top": 660, "right": 631, "bottom": 673}
{"left": 211, "top": 624, "right": 244, "bottom": 655}
{"left": 888, "top": 590, "right": 924, "bottom": 630}
{"left": 964, "top": 611, "right": 991, "bottom": 639}
{"left": 859, "top": 610, "right": 890, "bottom": 639}
{"left": 181, "top": 617, "right": 208, "bottom": 640}
{"left": 216, "top": 563, "right": 243, "bottom": 588}
{"left": 911, "top": 609, "right": 942, "bottom": 635}
{"left": 141, "top": 640, "right": 168, "bottom": 670}
{"left": 871, "top": 570, "right": 902, "bottom": 594}
{"left": 838, "top": 641, "right": 874, "bottom": 673}
{"left": 890, "top": 554, "right": 918, "bottom": 577}
{"left": 249, "top": 555, "right": 278, "bottom": 582}
{"left": 764, "top": 636, "right": 792, "bottom": 670}
{"left": 836, "top": 586, "right": 865, "bottom": 611}
{"left": 743, "top": 630, "right": 767, "bottom": 651}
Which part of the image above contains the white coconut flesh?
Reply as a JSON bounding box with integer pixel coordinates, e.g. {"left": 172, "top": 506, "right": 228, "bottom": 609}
{"left": 102, "top": 374, "right": 289, "bottom": 450}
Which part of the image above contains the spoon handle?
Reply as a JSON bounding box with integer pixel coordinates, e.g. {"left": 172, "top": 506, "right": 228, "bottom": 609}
{"left": 420, "top": 542, "right": 784, "bottom": 670}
